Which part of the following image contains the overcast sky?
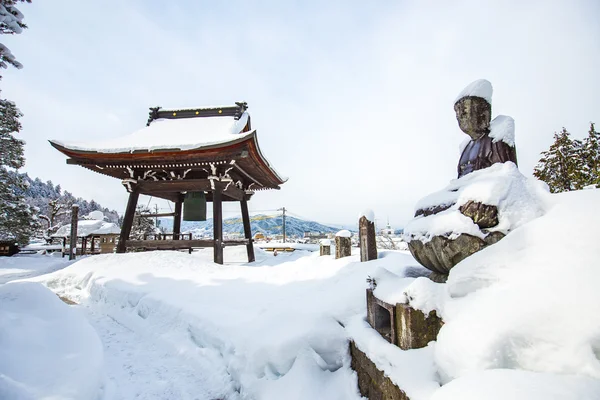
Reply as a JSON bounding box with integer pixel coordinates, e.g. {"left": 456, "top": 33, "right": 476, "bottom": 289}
{"left": 3, "top": 0, "right": 599, "bottom": 228}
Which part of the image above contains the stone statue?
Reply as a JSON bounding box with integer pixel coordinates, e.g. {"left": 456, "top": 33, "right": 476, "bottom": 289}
{"left": 405, "top": 79, "right": 522, "bottom": 282}
{"left": 455, "top": 81, "right": 518, "bottom": 178}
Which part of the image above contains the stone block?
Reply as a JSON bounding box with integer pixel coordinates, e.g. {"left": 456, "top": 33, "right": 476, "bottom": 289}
{"left": 395, "top": 303, "right": 443, "bottom": 350}
{"left": 366, "top": 289, "right": 397, "bottom": 345}
{"left": 320, "top": 239, "right": 331, "bottom": 256}
{"left": 335, "top": 236, "right": 351, "bottom": 259}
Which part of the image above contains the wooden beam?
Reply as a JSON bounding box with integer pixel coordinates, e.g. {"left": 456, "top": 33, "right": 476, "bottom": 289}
{"left": 117, "top": 189, "right": 140, "bottom": 253}
{"left": 138, "top": 179, "right": 212, "bottom": 193}
{"left": 173, "top": 194, "right": 183, "bottom": 240}
{"left": 222, "top": 184, "right": 245, "bottom": 201}
{"left": 240, "top": 198, "right": 255, "bottom": 262}
{"left": 139, "top": 212, "right": 176, "bottom": 218}
{"left": 126, "top": 239, "right": 214, "bottom": 249}
{"left": 223, "top": 239, "right": 251, "bottom": 247}
{"left": 213, "top": 182, "right": 224, "bottom": 264}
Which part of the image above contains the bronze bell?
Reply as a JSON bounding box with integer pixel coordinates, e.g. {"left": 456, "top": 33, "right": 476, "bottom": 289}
{"left": 183, "top": 192, "right": 207, "bottom": 221}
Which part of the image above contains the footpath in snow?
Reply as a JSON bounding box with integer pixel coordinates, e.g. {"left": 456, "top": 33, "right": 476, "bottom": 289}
{"left": 32, "top": 246, "right": 429, "bottom": 400}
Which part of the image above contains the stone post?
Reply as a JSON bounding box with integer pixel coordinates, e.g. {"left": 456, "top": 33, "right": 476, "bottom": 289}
{"left": 319, "top": 239, "right": 331, "bottom": 256}
{"left": 335, "top": 230, "right": 352, "bottom": 259}
{"left": 69, "top": 204, "right": 79, "bottom": 261}
{"left": 359, "top": 212, "right": 377, "bottom": 262}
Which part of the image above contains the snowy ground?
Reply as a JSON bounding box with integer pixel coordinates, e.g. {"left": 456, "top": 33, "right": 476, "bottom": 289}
{"left": 3, "top": 189, "right": 600, "bottom": 400}
{"left": 29, "top": 246, "right": 425, "bottom": 400}
{"left": 0, "top": 253, "right": 74, "bottom": 284}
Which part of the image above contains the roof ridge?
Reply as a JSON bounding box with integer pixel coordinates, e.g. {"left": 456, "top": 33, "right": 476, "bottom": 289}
{"left": 146, "top": 102, "right": 248, "bottom": 126}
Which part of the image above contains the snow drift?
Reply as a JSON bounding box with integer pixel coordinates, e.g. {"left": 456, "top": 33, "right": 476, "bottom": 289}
{"left": 0, "top": 281, "right": 105, "bottom": 399}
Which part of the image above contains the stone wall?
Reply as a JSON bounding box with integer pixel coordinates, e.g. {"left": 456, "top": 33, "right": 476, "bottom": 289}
{"left": 350, "top": 341, "right": 410, "bottom": 400}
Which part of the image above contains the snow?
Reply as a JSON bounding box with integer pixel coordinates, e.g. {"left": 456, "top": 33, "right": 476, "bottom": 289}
{"left": 405, "top": 163, "right": 548, "bottom": 241}
{"left": 489, "top": 115, "right": 516, "bottom": 147}
{"left": 431, "top": 369, "right": 600, "bottom": 400}
{"left": 5, "top": 188, "right": 599, "bottom": 399}
{"left": 0, "top": 254, "right": 73, "bottom": 284}
{"left": 434, "top": 188, "right": 600, "bottom": 383}
{"left": 26, "top": 247, "right": 433, "bottom": 400}
{"left": 86, "top": 210, "right": 106, "bottom": 221}
{"left": 52, "top": 219, "right": 120, "bottom": 237}
{"left": 359, "top": 209, "right": 375, "bottom": 222}
{"left": 454, "top": 79, "right": 493, "bottom": 104}
{"left": 0, "top": 281, "right": 105, "bottom": 399}
{"left": 320, "top": 239, "right": 331, "bottom": 246}
{"left": 335, "top": 229, "right": 352, "bottom": 238}
{"left": 51, "top": 112, "right": 252, "bottom": 153}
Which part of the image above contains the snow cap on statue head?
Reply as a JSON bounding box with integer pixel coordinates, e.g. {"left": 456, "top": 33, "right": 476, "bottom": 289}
{"left": 454, "top": 79, "right": 493, "bottom": 105}
{"left": 454, "top": 79, "right": 493, "bottom": 140}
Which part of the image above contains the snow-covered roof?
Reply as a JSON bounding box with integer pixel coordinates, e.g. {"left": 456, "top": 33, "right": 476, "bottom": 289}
{"left": 455, "top": 79, "right": 493, "bottom": 105}
{"left": 50, "top": 112, "right": 252, "bottom": 154}
{"left": 52, "top": 220, "right": 120, "bottom": 237}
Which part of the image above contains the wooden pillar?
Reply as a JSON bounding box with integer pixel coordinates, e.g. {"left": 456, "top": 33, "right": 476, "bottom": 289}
{"left": 90, "top": 236, "right": 95, "bottom": 254}
{"left": 240, "top": 197, "right": 255, "bottom": 262}
{"left": 81, "top": 237, "right": 87, "bottom": 256}
{"left": 173, "top": 194, "right": 183, "bottom": 240}
{"left": 62, "top": 237, "right": 66, "bottom": 258}
{"left": 69, "top": 205, "right": 79, "bottom": 261}
{"left": 213, "top": 183, "right": 224, "bottom": 264}
{"left": 117, "top": 189, "right": 140, "bottom": 253}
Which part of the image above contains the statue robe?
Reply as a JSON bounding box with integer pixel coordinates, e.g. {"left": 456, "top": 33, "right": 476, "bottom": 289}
{"left": 458, "top": 134, "right": 517, "bottom": 178}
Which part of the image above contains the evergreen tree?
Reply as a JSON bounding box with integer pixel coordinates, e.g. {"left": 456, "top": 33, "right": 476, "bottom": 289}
{"left": 581, "top": 122, "right": 600, "bottom": 187}
{"left": 130, "top": 206, "right": 156, "bottom": 239}
{"left": 0, "top": 97, "right": 37, "bottom": 243}
{"left": 533, "top": 128, "right": 583, "bottom": 193}
{"left": 0, "top": 0, "right": 30, "bottom": 74}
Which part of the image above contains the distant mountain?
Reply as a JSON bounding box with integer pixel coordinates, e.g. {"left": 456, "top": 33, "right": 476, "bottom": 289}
{"left": 159, "top": 214, "right": 342, "bottom": 238}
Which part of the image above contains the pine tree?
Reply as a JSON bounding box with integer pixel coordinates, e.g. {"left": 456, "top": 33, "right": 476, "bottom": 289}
{"left": 533, "top": 128, "right": 583, "bottom": 193}
{"left": 130, "top": 206, "right": 156, "bottom": 239}
{"left": 0, "top": 0, "right": 30, "bottom": 74}
{"left": 581, "top": 122, "right": 600, "bottom": 187}
{"left": 0, "top": 1, "right": 34, "bottom": 244}
{"left": 0, "top": 97, "right": 38, "bottom": 243}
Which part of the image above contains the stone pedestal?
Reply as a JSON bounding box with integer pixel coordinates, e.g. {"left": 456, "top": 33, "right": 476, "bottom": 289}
{"left": 335, "top": 234, "right": 351, "bottom": 259}
{"left": 359, "top": 216, "right": 377, "bottom": 262}
{"left": 365, "top": 289, "right": 443, "bottom": 350}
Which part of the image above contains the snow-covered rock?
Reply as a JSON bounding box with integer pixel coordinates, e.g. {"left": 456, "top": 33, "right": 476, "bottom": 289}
{"left": 406, "top": 163, "right": 548, "bottom": 241}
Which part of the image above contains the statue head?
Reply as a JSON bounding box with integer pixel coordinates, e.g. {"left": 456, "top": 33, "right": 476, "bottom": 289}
{"left": 454, "top": 96, "right": 491, "bottom": 140}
